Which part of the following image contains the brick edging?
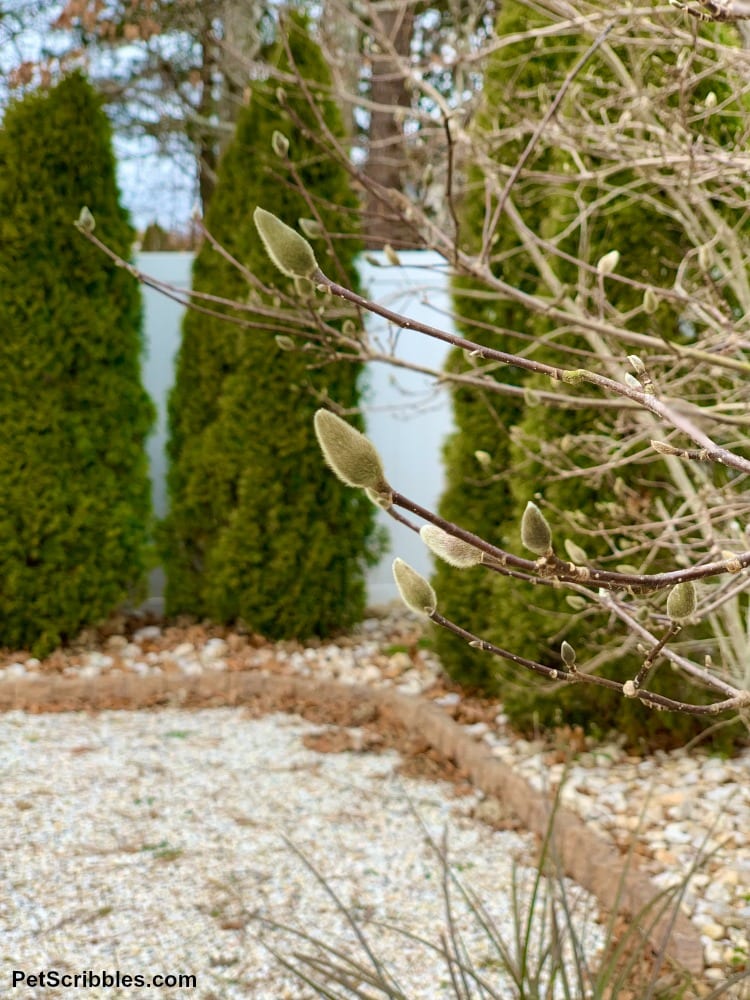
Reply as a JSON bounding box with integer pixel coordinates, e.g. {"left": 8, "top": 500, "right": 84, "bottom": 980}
{"left": 0, "top": 669, "right": 704, "bottom": 975}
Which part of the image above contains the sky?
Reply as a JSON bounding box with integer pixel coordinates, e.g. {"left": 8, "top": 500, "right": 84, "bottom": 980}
{"left": 0, "top": 1, "right": 196, "bottom": 231}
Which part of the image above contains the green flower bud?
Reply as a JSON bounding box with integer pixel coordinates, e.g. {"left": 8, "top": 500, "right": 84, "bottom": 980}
{"left": 521, "top": 501, "right": 552, "bottom": 555}
{"left": 271, "top": 130, "right": 290, "bottom": 158}
{"left": 365, "top": 486, "right": 393, "bottom": 509}
{"left": 419, "top": 524, "right": 483, "bottom": 569}
{"left": 293, "top": 276, "right": 314, "bottom": 297}
{"left": 474, "top": 450, "right": 492, "bottom": 468}
{"left": 523, "top": 386, "right": 541, "bottom": 407}
{"left": 596, "top": 249, "right": 619, "bottom": 275}
{"left": 384, "top": 244, "right": 401, "bottom": 266}
{"left": 643, "top": 288, "right": 659, "bottom": 314}
{"left": 560, "top": 641, "right": 576, "bottom": 667}
{"left": 253, "top": 207, "right": 319, "bottom": 278}
{"left": 76, "top": 205, "right": 95, "bottom": 233}
{"left": 299, "top": 217, "right": 324, "bottom": 238}
{"left": 666, "top": 581, "right": 696, "bottom": 622}
{"left": 275, "top": 335, "right": 295, "bottom": 351}
{"left": 564, "top": 539, "right": 588, "bottom": 565}
{"left": 314, "top": 409, "right": 388, "bottom": 491}
{"left": 392, "top": 558, "right": 437, "bottom": 616}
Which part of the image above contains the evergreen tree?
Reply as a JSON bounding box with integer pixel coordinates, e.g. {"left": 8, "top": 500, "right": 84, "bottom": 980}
{"left": 0, "top": 72, "right": 154, "bottom": 655}
{"left": 161, "top": 13, "right": 376, "bottom": 638}
{"left": 434, "top": 1, "right": 747, "bottom": 747}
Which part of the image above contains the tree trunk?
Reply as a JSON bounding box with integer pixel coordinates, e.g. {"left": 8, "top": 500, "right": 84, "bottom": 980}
{"left": 363, "top": 0, "right": 416, "bottom": 248}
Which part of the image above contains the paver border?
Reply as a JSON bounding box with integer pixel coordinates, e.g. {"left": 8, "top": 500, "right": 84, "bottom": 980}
{"left": 0, "top": 668, "right": 704, "bottom": 976}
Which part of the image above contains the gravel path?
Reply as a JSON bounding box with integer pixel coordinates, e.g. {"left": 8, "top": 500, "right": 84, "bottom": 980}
{"left": 0, "top": 708, "right": 603, "bottom": 999}
{"left": 1, "top": 605, "right": 749, "bottom": 994}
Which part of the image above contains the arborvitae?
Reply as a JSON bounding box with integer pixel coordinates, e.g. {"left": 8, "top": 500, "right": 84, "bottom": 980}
{"left": 434, "top": 2, "right": 747, "bottom": 749}
{"left": 161, "top": 13, "right": 376, "bottom": 638}
{"left": 0, "top": 72, "right": 154, "bottom": 655}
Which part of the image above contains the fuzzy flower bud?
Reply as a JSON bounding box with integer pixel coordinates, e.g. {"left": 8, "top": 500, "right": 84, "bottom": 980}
{"left": 299, "top": 217, "right": 324, "bottom": 238}
{"left": 521, "top": 501, "right": 552, "bottom": 555}
{"left": 666, "top": 581, "right": 696, "bottom": 622}
{"left": 564, "top": 539, "right": 588, "bottom": 565}
{"left": 420, "top": 524, "right": 483, "bottom": 569}
{"left": 271, "top": 130, "right": 290, "bottom": 158}
{"left": 76, "top": 205, "right": 95, "bottom": 233}
{"left": 384, "top": 244, "right": 401, "bottom": 266}
{"left": 560, "top": 641, "right": 576, "bottom": 667}
{"left": 643, "top": 288, "right": 659, "bottom": 314}
{"left": 254, "top": 207, "right": 319, "bottom": 278}
{"left": 314, "top": 409, "right": 388, "bottom": 492}
{"left": 596, "top": 249, "right": 620, "bottom": 275}
{"left": 393, "top": 558, "right": 437, "bottom": 616}
{"left": 365, "top": 487, "right": 393, "bottom": 509}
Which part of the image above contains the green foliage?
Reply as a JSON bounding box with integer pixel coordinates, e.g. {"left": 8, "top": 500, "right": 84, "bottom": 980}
{"left": 434, "top": 1, "right": 748, "bottom": 748}
{"left": 0, "top": 72, "right": 154, "bottom": 655}
{"left": 161, "top": 13, "right": 376, "bottom": 638}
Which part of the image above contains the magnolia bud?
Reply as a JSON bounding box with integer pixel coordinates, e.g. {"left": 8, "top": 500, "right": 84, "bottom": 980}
{"left": 623, "top": 680, "right": 637, "bottom": 698}
{"left": 383, "top": 244, "right": 401, "bottom": 266}
{"left": 299, "top": 217, "right": 324, "bottom": 238}
{"left": 643, "top": 288, "right": 658, "bottom": 314}
{"left": 704, "top": 91, "right": 717, "bottom": 109}
{"left": 275, "top": 335, "right": 295, "bottom": 351}
{"left": 365, "top": 486, "right": 393, "bottom": 509}
{"left": 521, "top": 501, "right": 552, "bottom": 555}
{"left": 624, "top": 373, "right": 642, "bottom": 391}
{"left": 293, "top": 276, "right": 314, "bottom": 297}
{"left": 392, "top": 558, "right": 437, "bottom": 615}
{"left": 596, "top": 249, "right": 620, "bottom": 275}
{"left": 253, "top": 207, "right": 319, "bottom": 278}
{"left": 420, "top": 524, "right": 483, "bottom": 569}
{"left": 76, "top": 205, "right": 95, "bottom": 233}
{"left": 313, "top": 409, "right": 388, "bottom": 492}
{"left": 651, "top": 439, "right": 680, "bottom": 457}
{"left": 474, "top": 450, "right": 492, "bottom": 468}
{"left": 564, "top": 539, "right": 588, "bottom": 565}
{"left": 560, "top": 641, "right": 576, "bottom": 667}
{"left": 523, "top": 386, "right": 541, "bottom": 407}
{"left": 666, "top": 581, "right": 696, "bottom": 621}
{"left": 271, "top": 130, "right": 289, "bottom": 158}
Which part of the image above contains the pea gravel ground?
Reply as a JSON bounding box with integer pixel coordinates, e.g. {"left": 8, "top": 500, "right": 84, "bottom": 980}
{"left": 0, "top": 707, "right": 604, "bottom": 1000}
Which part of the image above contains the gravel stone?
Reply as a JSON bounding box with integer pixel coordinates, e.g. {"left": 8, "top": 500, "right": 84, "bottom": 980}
{"left": 0, "top": 709, "right": 604, "bottom": 999}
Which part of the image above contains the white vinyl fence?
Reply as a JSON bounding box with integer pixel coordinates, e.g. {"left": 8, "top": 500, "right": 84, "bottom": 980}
{"left": 138, "top": 250, "right": 455, "bottom": 608}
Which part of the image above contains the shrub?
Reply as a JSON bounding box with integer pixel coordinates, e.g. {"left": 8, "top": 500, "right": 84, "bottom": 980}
{"left": 432, "top": 1, "right": 748, "bottom": 749}
{"left": 161, "top": 13, "right": 376, "bottom": 638}
{"left": 0, "top": 71, "right": 155, "bottom": 655}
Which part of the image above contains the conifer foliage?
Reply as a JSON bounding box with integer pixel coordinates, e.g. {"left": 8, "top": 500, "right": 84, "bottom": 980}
{"left": 161, "top": 13, "right": 375, "bottom": 638}
{"left": 0, "top": 72, "right": 155, "bottom": 655}
{"left": 434, "top": 1, "right": 747, "bottom": 746}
